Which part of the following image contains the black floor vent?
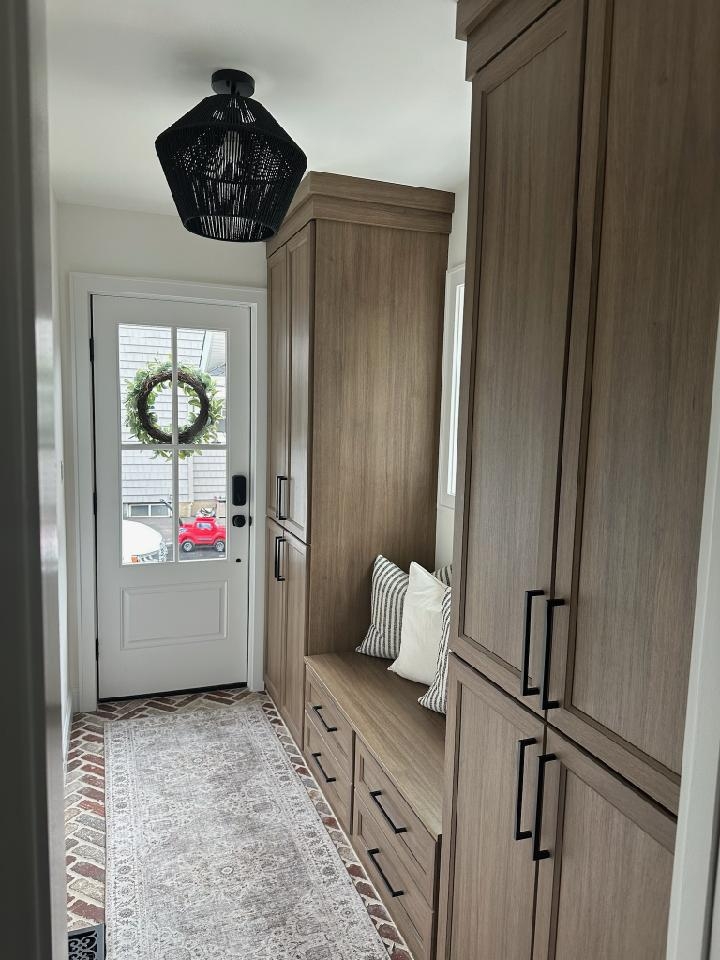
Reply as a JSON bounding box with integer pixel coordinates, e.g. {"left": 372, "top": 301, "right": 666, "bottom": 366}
{"left": 68, "top": 924, "right": 105, "bottom": 960}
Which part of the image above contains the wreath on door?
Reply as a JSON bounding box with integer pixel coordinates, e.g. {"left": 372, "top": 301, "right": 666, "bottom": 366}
{"left": 124, "top": 359, "right": 223, "bottom": 459}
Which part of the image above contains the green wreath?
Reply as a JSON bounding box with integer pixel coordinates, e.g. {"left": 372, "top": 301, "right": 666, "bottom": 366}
{"left": 124, "top": 359, "right": 223, "bottom": 460}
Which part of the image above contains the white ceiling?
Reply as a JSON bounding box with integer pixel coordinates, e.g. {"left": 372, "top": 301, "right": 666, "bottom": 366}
{"left": 46, "top": 0, "right": 471, "bottom": 216}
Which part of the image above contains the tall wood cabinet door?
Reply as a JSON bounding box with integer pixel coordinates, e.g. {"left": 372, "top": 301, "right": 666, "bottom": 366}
{"left": 267, "top": 245, "right": 289, "bottom": 523}
{"left": 264, "top": 518, "right": 286, "bottom": 708}
{"left": 547, "top": 0, "right": 720, "bottom": 813}
{"left": 452, "top": 0, "right": 585, "bottom": 713}
{"left": 438, "top": 655, "right": 544, "bottom": 960}
{"left": 285, "top": 224, "right": 313, "bottom": 544}
{"left": 532, "top": 729, "right": 675, "bottom": 960}
{"left": 282, "top": 532, "right": 308, "bottom": 746}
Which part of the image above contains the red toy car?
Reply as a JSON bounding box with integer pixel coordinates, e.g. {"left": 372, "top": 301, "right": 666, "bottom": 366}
{"left": 178, "top": 516, "right": 226, "bottom": 554}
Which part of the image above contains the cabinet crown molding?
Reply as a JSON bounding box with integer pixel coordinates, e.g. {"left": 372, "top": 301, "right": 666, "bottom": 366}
{"left": 267, "top": 171, "right": 455, "bottom": 257}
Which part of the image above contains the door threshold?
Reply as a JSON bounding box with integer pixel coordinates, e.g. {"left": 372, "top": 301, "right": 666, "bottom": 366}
{"left": 98, "top": 681, "right": 248, "bottom": 703}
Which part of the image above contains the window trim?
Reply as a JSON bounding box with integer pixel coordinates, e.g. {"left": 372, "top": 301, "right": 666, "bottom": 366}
{"left": 438, "top": 264, "right": 465, "bottom": 511}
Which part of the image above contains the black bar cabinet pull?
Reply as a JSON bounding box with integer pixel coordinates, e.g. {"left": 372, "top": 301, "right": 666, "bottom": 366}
{"left": 540, "top": 598, "right": 565, "bottom": 710}
{"left": 369, "top": 790, "right": 408, "bottom": 835}
{"left": 521, "top": 590, "right": 545, "bottom": 696}
{"left": 367, "top": 848, "right": 404, "bottom": 898}
{"left": 532, "top": 753, "right": 557, "bottom": 862}
{"left": 514, "top": 737, "right": 536, "bottom": 841}
{"left": 311, "top": 752, "right": 336, "bottom": 784}
{"left": 276, "top": 475, "right": 288, "bottom": 521}
{"left": 274, "top": 535, "right": 286, "bottom": 582}
{"left": 312, "top": 704, "right": 337, "bottom": 733}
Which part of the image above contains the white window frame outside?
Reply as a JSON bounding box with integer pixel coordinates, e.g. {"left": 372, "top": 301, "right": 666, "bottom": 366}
{"left": 438, "top": 264, "right": 465, "bottom": 511}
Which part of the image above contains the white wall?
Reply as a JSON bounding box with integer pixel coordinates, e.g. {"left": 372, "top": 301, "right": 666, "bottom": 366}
{"left": 436, "top": 180, "right": 468, "bottom": 568}
{"left": 57, "top": 202, "right": 266, "bottom": 710}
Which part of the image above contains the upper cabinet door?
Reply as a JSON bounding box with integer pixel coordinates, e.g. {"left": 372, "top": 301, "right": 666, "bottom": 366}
{"left": 532, "top": 729, "right": 675, "bottom": 960}
{"left": 548, "top": 0, "right": 720, "bottom": 813}
{"left": 452, "top": 0, "right": 585, "bottom": 711}
{"left": 267, "top": 245, "right": 289, "bottom": 522}
{"left": 437, "top": 656, "right": 544, "bottom": 960}
{"left": 285, "top": 225, "right": 314, "bottom": 544}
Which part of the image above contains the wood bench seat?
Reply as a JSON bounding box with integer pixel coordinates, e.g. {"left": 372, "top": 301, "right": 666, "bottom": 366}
{"left": 303, "top": 651, "right": 446, "bottom": 960}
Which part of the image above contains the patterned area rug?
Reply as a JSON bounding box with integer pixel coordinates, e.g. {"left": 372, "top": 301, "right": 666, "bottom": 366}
{"left": 104, "top": 695, "right": 391, "bottom": 959}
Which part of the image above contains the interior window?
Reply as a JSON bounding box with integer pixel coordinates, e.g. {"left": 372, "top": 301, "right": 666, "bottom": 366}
{"left": 439, "top": 265, "right": 465, "bottom": 508}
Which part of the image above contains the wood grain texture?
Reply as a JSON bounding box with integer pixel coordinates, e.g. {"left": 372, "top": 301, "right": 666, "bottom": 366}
{"left": 464, "top": 0, "right": 562, "bottom": 77}
{"left": 305, "top": 670, "right": 354, "bottom": 769}
{"left": 264, "top": 518, "right": 285, "bottom": 708}
{"left": 455, "top": 0, "right": 584, "bottom": 708}
{"left": 307, "top": 220, "right": 447, "bottom": 655}
{"left": 305, "top": 653, "right": 446, "bottom": 838}
{"left": 437, "top": 655, "right": 544, "bottom": 960}
{"left": 266, "top": 246, "right": 288, "bottom": 521}
{"left": 354, "top": 792, "right": 436, "bottom": 960}
{"left": 355, "top": 741, "right": 437, "bottom": 901}
{"left": 282, "top": 532, "right": 308, "bottom": 747}
{"left": 303, "top": 717, "right": 353, "bottom": 834}
{"left": 533, "top": 729, "right": 675, "bottom": 960}
{"left": 285, "top": 224, "right": 313, "bottom": 543}
{"left": 267, "top": 171, "right": 454, "bottom": 255}
{"left": 551, "top": 0, "right": 720, "bottom": 791}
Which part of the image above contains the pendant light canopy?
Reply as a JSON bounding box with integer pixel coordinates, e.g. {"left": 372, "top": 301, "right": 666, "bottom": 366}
{"left": 156, "top": 69, "right": 307, "bottom": 242}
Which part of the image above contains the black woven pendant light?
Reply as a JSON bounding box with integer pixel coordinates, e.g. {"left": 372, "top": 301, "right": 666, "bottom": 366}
{"left": 156, "top": 69, "right": 307, "bottom": 242}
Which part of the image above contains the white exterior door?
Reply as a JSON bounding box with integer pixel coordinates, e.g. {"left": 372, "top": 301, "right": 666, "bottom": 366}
{"left": 93, "top": 294, "right": 251, "bottom": 698}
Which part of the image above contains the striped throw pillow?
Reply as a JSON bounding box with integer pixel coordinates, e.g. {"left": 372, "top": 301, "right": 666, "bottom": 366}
{"left": 419, "top": 587, "right": 452, "bottom": 714}
{"left": 356, "top": 556, "right": 408, "bottom": 659}
{"left": 357, "top": 557, "right": 453, "bottom": 660}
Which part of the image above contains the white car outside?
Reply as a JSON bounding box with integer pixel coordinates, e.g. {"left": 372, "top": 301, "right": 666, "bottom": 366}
{"left": 122, "top": 519, "right": 167, "bottom": 564}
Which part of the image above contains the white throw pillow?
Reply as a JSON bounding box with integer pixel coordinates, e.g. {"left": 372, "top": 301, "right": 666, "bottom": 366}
{"left": 389, "top": 562, "right": 448, "bottom": 685}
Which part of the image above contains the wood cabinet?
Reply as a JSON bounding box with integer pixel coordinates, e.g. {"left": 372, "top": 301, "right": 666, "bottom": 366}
{"left": 442, "top": 0, "right": 720, "bottom": 953}
{"left": 452, "top": 0, "right": 720, "bottom": 810}
{"left": 439, "top": 656, "right": 675, "bottom": 960}
{"left": 264, "top": 173, "right": 453, "bottom": 743}
{"left": 263, "top": 517, "right": 307, "bottom": 746}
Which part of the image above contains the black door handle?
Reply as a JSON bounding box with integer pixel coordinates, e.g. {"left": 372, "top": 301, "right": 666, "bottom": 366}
{"left": 521, "top": 590, "right": 544, "bottom": 696}
{"left": 514, "top": 737, "right": 536, "bottom": 841}
{"left": 312, "top": 704, "right": 337, "bottom": 733}
{"left": 276, "top": 475, "right": 288, "bottom": 521}
{"left": 273, "top": 535, "right": 286, "bottom": 582}
{"left": 311, "top": 752, "right": 336, "bottom": 784}
{"left": 369, "top": 790, "right": 408, "bottom": 835}
{"left": 532, "top": 753, "right": 557, "bottom": 861}
{"left": 540, "top": 599, "right": 565, "bottom": 710}
{"left": 367, "top": 848, "right": 404, "bottom": 898}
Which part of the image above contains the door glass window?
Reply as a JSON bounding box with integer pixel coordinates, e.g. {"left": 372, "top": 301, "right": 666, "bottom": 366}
{"left": 119, "top": 324, "right": 229, "bottom": 565}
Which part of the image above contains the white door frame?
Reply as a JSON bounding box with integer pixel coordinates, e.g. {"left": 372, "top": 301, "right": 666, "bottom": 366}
{"left": 69, "top": 273, "right": 267, "bottom": 712}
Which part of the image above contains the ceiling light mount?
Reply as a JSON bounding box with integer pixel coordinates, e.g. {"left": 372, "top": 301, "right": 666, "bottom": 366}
{"left": 211, "top": 68, "right": 255, "bottom": 98}
{"left": 155, "top": 68, "right": 307, "bottom": 243}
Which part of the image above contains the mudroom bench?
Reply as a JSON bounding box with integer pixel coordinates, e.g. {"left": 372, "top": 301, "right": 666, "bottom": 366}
{"left": 303, "top": 652, "right": 446, "bottom": 960}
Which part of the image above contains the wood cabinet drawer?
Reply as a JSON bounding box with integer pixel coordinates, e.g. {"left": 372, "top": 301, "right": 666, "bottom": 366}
{"left": 354, "top": 791, "right": 436, "bottom": 960}
{"left": 355, "top": 738, "right": 437, "bottom": 899}
{"left": 303, "top": 716, "right": 352, "bottom": 833}
{"left": 305, "top": 667, "right": 354, "bottom": 770}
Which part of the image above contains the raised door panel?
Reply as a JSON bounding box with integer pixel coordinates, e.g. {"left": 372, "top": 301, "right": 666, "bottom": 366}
{"left": 264, "top": 518, "right": 286, "bottom": 708}
{"left": 283, "top": 532, "right": 308, "bottom": 746}
{"left": 550, "top": 0, "right": 720, "bottom": 812}
{"left": 533, "top": 730, "right": 675, "bottom": 960}
{"left": 453, "top": 0, "right": 585, "bottom": 712}
{"left": 437, "top": 655, "right": 544, "bottom": 960}
{"left": 267, "top": 245, "right": 289, "bottom": 522}
{"left": 285, "top": 224, "right": 313, "bottom": 544}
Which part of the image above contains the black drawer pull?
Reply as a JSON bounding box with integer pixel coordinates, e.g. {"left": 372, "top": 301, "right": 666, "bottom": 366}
{"left": 540, "top": 599, "right": 565, "bottom": 710}
{"left": 514, "top": 737, "right": 536, "bottom": 841}
{"left": 273, "top": 535, "right": 286, "bottom": 582}
{"left": 367, "top": 848, "right": 404, "bottom": 898}
{"left": 521, "top": 589, "right": 544, "bottom": 696}
{"left": 312, "top": 704, "right": 338, "bottom": 733}
{"left": 369, "top": 790, "right": 408, "bottom": 834}
{"left": 311, "top": 751, "right": 336, "bottom": 784}
{"left": 532, "top": 753, "right": 557, "bottom": 862}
